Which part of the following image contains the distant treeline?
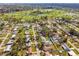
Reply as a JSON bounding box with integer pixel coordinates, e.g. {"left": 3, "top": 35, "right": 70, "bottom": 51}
{"left": 0, "top": 5, "right": 33, "bottom": 13}
{"left": 0, "top": 3, "right": 79, "bottom": 13}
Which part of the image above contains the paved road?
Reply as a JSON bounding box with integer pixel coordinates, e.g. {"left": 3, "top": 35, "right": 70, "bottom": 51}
{"left": 54, "top": 21, "right": 77, "bottom": 56}
{"left": 68, "top": 41, "right": 79, "bottom": 53}
{"left": 0, "top": 33, "right": 10, "bottom": 48}
{"left": 0, "top": 25, "right": 14, "bottom": 49}
{"left": 32, "top": 26, "right": 40, "bottom": 56}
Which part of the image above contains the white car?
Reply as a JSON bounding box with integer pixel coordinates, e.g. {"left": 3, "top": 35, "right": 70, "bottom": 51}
{"left": 11, "top": 35, "right": 16, "bottom": 38}
{"left": 4, "top": 45, "right": 12, "bottom": 52}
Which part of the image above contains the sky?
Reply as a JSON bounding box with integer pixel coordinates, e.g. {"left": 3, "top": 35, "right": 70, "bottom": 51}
{"left": 0, "top": 0, "right": 79, "bottom": 3}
